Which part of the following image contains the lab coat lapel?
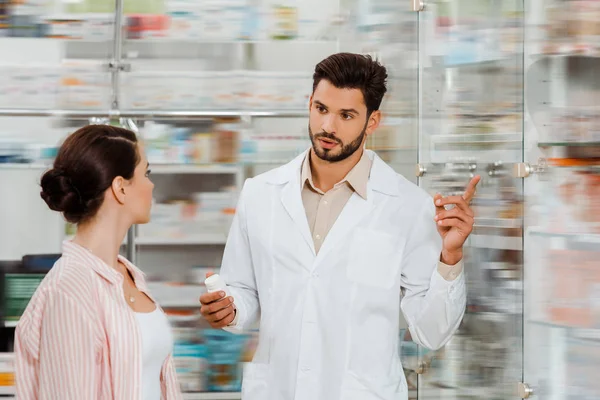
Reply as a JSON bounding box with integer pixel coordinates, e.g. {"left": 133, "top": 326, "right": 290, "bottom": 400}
{"left": 279, "top": 166, "right": 316, "bottom": 258}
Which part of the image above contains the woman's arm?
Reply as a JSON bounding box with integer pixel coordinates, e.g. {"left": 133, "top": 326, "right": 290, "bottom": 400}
{"left": 15, "top": 289, "right": 101, "bottom": 399}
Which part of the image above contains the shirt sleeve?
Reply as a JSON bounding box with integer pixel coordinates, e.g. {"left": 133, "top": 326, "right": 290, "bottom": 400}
{"left": 437, "top": 259, "right": 464, "bottom": 281}
{"left": 15, "top": 289, "right": 101, "bottom": 400}
{"left": 400, "top": 200, "right": 467, "bottom": 351}
{"left": 160, "top": 354, "right": 183, "bottom": 400}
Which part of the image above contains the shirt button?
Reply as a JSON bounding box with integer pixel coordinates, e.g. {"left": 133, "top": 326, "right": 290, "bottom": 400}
{"left": 311, "top": 272, "right": 319, "bottom": 278}
{"left": 301, "top": 366, "right": 311, "bottom": 372}
{"left": 323, "top": 200, "right": 328, "bottom": 205}
{"left": 315, "top": 234, "right": 321, "bottom": 240}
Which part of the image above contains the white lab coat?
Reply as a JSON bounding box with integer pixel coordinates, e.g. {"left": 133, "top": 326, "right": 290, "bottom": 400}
{"left": 220, "top": 149, "right": 466, "bottom": 400}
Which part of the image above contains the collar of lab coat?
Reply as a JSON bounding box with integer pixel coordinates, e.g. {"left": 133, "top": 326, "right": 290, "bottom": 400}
{"left": 264, "top": 148, "right": 401, "bottom": 197}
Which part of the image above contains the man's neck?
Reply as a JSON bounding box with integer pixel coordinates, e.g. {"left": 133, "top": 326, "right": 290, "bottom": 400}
{"left": 310, "top": 148, "right": 364, "bottom": 193}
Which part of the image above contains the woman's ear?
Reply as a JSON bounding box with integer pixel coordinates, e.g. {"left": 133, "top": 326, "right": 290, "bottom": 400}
{"left": 111, "top": 177, "right": 126, "bottom": 205}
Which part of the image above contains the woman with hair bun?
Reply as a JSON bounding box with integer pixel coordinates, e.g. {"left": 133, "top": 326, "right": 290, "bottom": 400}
{"left": 14, "top": 125, "right": 182, "bottom": 400}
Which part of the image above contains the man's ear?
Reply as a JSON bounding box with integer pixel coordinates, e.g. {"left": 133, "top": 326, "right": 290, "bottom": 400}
{"left": 366, "top": 110, "right": 381, "bottom": 136}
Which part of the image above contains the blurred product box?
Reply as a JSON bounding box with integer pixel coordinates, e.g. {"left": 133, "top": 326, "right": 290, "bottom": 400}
{"left": 4, "top": 273, "right": 46, "bottom": 322}
{"left": 142, "top": 121, "right": 242, "bottom": 165}
{"left": 240, "top": 133, "right": 309, "bottom": 164}
{"left": 43, "top": 16, "right": 84, "bottom": 39}
{"left": 203, "top": 330, "right": 249, "bottom": 392}
{"left": 126, "top": 14, "right": 169, "bottom": 39}
{"left": 174, "top": 343, "right": 208, "bottom": 392}
{"left": 59, "top": 60, "right": 111, "bottom": 109}
{"left": 240, "top": 71, "right": 311, "bottom": 110}
{"left": 0, "top": 353, "right": 14, "bottom": 388}
{"left": 139, "top": 190, "right": 236, "bottom": 240}
{"left": 547, "top": 249, "right": 600, "bottom": 329}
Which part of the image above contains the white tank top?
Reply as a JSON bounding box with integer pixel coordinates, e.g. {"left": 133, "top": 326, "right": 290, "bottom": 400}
{"left": 135, "top": 308, "right": 174, "bottom": 400}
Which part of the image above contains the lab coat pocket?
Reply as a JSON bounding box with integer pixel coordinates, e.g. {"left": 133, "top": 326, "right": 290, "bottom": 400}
{"left": 347, "top": 228, "right": 404, "bottom": 290}
{"left": 340, "top": 371, "right": 406, "bottom": 400}
{"left": 241, "top": 362, "right": 270, "bottom": 400}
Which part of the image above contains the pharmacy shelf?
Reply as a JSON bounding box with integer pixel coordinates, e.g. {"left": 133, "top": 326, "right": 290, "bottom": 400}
{"left": 0, "top": 386, "right": 14, "bottom": 395}
{"left": 529, "top": 320, "right": 600, "bottom": 340}
{"left": 0, "top": 389, "right": 242, "bottom": 398}
{"left": 469, "top": 234, "right": 522, "bottom": 251}
{"left": 135, "top": 234, "right": 228, "bottom": 246}
{"left": 528, "top": 228, "right": 600, "bottom": 244}
{"left": 123, "top": 38, "right": 337, "bottom": 46}
{"left": 474, "top": 217, "right": 521, "bottom": 229}
{"left": 0, "top": 389, "right": 244, "bottom": 398}
{"left": 538, "top": 141, "right": 600, "bottom": 148}
{"left": 183, "top": 392, "right": 241, "bottom": 399}
{"left": 0, "top": 109, "right": 409, "bottom": 120}
{"left": 150, "top": 164, "right": 240, "bottom": 175}
{"left": 431, "top": 132, "right": 522, "bottom": 145}
{"left": 0, "top": 109, "right": 308, "bottom": 119}
{"left": 0, "top": 163, "right": 50, "bottom": 170}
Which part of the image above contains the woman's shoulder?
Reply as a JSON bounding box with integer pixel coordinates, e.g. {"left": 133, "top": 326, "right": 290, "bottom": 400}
{"left": 15, "top": 256, "right": 103, "bottom": 359}
{"left": 42, "top": 255, "right": 101, "bottom": 294}
{"left": 21, "top": 255, "right": 100, "bottom": 320}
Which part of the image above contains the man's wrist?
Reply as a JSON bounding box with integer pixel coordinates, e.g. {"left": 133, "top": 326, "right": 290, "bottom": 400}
{"left": 441, "top": 249, "right": 463, "bottom": 266}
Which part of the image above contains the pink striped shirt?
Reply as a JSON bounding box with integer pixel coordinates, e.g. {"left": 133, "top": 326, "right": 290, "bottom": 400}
{"left": 14, "top": 240, "right": 183, "bottom": 400}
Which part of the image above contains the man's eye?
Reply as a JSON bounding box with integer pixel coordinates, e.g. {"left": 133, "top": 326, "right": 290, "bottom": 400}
{"left": 342, "top": 113, "right": 352, "bottom": 120}
{"left": 317, "top": 106, "right": 326, "bottom": 113}
{"left": 145, "top": 170, "right": 151, "bottom": 177}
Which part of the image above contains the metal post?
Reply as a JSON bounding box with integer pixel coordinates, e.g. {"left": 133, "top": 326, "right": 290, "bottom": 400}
{"left": 111, "top": 0, "right": 125, "bottom": 111}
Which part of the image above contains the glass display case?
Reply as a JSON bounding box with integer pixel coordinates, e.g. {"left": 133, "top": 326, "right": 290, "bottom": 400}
{"left": 415, "top": 1, "right": 524, "bottom": 399}
{"left": 413, "top": 1, "right": 600, "bottom": 399}
{"left": 1, "top": 0, "right": 600, "bottom": 398}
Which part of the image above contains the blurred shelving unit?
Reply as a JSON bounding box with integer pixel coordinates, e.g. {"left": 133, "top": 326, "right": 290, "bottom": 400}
{"left": 5, "top": 0, "right": 600, "bottom": 398}
{"left": 0, "top": 0, "right": 420, "bottom": 395}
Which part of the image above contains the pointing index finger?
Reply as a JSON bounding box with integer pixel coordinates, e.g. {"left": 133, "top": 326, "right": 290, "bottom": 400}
{"left": 462, "top": 175, "right": 481, "bottom": 203}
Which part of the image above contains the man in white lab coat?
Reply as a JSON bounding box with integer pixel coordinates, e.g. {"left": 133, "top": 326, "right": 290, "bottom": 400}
{"left": 200, "top": 53, "right": 480, "bottom": 400}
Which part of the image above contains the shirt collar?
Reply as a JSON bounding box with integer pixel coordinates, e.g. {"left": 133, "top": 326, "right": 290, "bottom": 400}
{"left": 301, "top": 149, "right": 372, "bottom": 199}
{"left": 61, "top": 240, "right": 147, "bottom": 289}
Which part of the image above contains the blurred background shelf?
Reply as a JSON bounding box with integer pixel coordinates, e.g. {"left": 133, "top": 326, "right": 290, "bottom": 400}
{"left": 182, "top": 393, "right": 241, "bottom": 400}
{"left": 150, "top": 165, "right": 240, "bottom": 175}
{"left": 528, "top": 229, "right": 600, "bottom": 244}
{"left": 1, "top": 0, "right": 600, "bottom": 398}
{"left": 529, "top": 320, "right": 600, "bottom": 340}
{"left": 0, "top": 109, "right": 310, "bottom": 119}
{"left": 0, "top": 389, "right": 243, "bottom": 399}
{"left": 135, "top": 235, "right": 228, "bottom": 246}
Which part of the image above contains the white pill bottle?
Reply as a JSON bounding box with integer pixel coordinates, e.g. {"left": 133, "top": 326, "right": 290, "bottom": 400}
{"left": 204, "top": 274, "right": 232, "bottom": 297}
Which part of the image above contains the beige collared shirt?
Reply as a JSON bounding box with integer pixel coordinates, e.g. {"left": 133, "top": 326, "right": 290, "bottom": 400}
{"left": 301, "top": 150, "right": 462, "bottom": 280}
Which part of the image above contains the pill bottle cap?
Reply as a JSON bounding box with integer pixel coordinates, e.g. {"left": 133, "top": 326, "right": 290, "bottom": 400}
{"left": 205, "top": 274, "right": 225, "bottom": 292}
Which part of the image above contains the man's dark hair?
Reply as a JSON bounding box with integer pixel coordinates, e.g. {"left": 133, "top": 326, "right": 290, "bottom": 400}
{"left": 312, "top": 52, "right": 388, "bottom": 115}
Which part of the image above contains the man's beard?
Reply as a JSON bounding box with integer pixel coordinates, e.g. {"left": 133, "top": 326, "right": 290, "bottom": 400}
{"left": 309, "top": 123, "right": 367, "bottom": 163}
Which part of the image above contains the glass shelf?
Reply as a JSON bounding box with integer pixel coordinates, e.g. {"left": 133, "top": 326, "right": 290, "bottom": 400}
{"left": 528, "top": 320, "right": 600, "bottom": 340}
{"left": 539, "top": 142, "right": 600, "bottom": 148}
{"left": 528, "top": 229, "right": 600, "bottom": 244}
